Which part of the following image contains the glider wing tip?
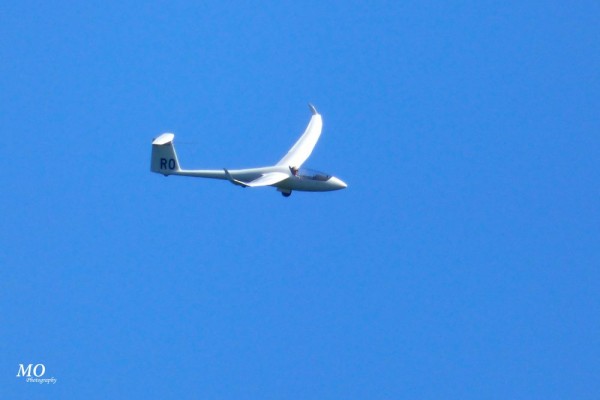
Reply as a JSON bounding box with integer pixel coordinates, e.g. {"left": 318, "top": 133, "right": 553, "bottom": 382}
{"left": 308, "top": 103, "right": 318, "bottom": 115}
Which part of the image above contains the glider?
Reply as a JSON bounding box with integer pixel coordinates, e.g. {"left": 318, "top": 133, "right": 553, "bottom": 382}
{"left": 150, "top": 104, "right": 347, "bottom": 197}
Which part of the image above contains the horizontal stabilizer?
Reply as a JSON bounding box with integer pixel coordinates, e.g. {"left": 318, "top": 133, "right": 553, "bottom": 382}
{"left": 152, "top": 133, "right": 175, "bottom": 145}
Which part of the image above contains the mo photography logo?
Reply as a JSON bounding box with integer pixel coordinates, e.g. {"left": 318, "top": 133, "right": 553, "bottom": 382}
{"left": 16, "top": 363, "right": 57, "bottom": 384}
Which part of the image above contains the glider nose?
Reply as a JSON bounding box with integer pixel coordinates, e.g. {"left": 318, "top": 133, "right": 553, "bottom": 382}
{"left": 329, "top": 176, "right": 348, "bottom": 190}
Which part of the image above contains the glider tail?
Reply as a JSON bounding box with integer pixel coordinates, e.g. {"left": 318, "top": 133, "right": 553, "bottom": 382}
{"left": 151, "top": 133, "right": 181, "bottom": 175}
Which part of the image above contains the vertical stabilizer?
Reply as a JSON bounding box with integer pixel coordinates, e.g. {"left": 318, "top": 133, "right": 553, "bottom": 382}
{"left": 151, "top": 133, "right": 181, "bottom": 175}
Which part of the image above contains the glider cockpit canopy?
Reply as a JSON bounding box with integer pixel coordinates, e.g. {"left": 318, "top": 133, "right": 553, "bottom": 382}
{"left": 297, "top": 168, "right": 331, "bottom": 181}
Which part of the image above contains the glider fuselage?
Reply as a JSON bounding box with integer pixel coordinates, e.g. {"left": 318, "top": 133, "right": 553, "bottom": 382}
{"left": 167, "top": 166, "right": 347, "bottom": 192}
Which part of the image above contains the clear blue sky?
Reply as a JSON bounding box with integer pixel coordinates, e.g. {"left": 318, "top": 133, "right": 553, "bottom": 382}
{"left": 2, "top": 1, "right": 599, "bottom": 398}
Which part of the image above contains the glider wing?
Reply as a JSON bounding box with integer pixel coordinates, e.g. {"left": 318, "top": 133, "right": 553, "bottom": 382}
{"left": 224, "top": 169, "right": 289, "bottom": 187}
{"left": 276, "top": 104, "right": 323, "bottom": 169}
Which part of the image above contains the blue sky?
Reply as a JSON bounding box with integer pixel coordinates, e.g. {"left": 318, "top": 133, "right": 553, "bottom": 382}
{"left": 2, "top": 1, "right": 599, "bottom": 398}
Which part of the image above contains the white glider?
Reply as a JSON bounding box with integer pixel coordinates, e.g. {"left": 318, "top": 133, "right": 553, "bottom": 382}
{"left": 150, "top": 104, "right": 347, "bottom": 197}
